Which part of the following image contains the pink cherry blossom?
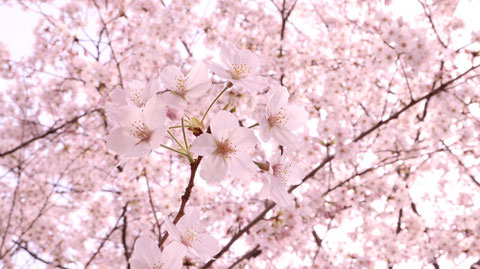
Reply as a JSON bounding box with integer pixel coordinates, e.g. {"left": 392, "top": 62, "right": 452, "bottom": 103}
{"left": 206, "top": 41, "right": 268, "bottom": 92}
{"left": 110, "top": 80, "right": 158, "bottom": 108}
{"left": 260, "top": 151, "right": 303, "bottom": 207}
{"left": 164, "top": 207, "right": 220, "bottom": 260}
{"left": 106, "top": 95, "right": 166, "bottom": 156}
{"left": 160, "top": 61, "right": 212, "bottom": 109}
{"left": 190, "top": 110, "right": 258, "bottom": 183}
{"left": 259, "top": 85, "right": 308, "bottom": 146}
{"left": 130, "top": 236, "right": 184, "bottom": 269}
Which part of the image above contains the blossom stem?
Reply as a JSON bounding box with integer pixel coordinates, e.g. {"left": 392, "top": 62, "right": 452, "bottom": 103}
{"left": 167, "top": 130, "right": 185, "bottom": 150}
{"left": 248, "top": 123, "right": 259, "bottom": 128}
{"left": 160, "top": 144, "right": 187, "bottom": 157}
{"left": 201, "top": 81, "right": 233, "bottom": 124}
{"left": 158, "top": 156, "right": 203, "bottom": 248}
{"left": 181, "top": 117, "right": 189, "bottom": 148}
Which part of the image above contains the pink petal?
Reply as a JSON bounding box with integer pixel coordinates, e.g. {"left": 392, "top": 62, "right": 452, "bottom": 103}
{"left": 220, "top": 41, "right": 238, "bottom": 67}
{"left": 205, "top": 60, "right": 232, "bottom": 79}
{"left": 199, "top": 154, "right": 227, "bottom": 183}
{"left": 176, "top": 206, "right": 200, "bottom": 234}
{"left": 106, "top": 127, "right": 138, "bottom": 155}
{"left": 162, "top": 241, "right": 186, "bottom": 269}
{"left": 164, "top": 218, "right": 182, "bottom": 242}
{"left": 210, "top": 110, "right": 239, "bottom": 140}
{"left": 227, "top": 151, "right": 256, "bottom": 180}
{"left": 267, "top": 86, "right": 289, "bottom": 116}
{"left": 190, "top": 133, "right": 217, "bottom": 156}
{"left": 258, "top": 117, "right": 272, "bottom": 143}
{"left": 191, "top": 233, "right": 220, "bottom": 259}
{"left": 229, "top": 127, "right": 257, "bottom": 151}
{"left": 236, "top": 75, "right": 269, "bottom": 92}
{"left": 130, "top": 236, "right": 161, "bottom": 267}
{"left": 143, "top": 95, "right": 166, "bottom": 129}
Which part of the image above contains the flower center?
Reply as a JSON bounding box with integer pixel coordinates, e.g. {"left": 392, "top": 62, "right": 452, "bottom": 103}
{"left": 215, "top": 139, "right": 236, "bottom": 159}
{"left": 272, "top": 163, "right": 290, "bottom": 183}
{"left": 268, "top": 108, "right": 287, "bottom": 127}
{"left": 230, "top": 63, "right": 251, "bottom": 79}
{"left": 130, "top": 88, "right": 145, "bottom": 107}
{"left": 130, "top": 120, "right": 153, "bottom": 144}
{"left": 181, "top": 227, "right": 200, "bottom": 247}
{"left": 175, "top": 76, "right": 188, "bottom": 96}
{"left": 152, "top": 261, "right": 163, "bottom": 269}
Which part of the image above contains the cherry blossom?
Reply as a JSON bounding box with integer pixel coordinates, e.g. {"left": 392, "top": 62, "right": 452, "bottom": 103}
{"left": 206, "top": 41, "right": 268, "bottom": 92}
{"left": 164, "top": 207, "right": 220, "bottom": 260}
{"left": 259, "top": 85, "right": 308, "bottom": 146}
{"left": 190, "top": 110, "right": 258, "bottom": 183}
{"left": 110, "top": 80, "right": 158, "bottom": 108}
{"left": 106, "top": 95, "right": 166, "bottom": 156}
{"left": 260, "top": 151, "right": 303, "bottom": 207}
{"left": 160, "top": 61, "right": 212, "bottom": 110}
{"left": 130, "top": 236, "right": 183, "bottom": 269}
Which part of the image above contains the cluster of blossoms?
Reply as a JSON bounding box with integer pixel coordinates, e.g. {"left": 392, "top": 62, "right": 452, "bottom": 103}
{"left": 105, "top": 41, "right": 308, "bottom": 267}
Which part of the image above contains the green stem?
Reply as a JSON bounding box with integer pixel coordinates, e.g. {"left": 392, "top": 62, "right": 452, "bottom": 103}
{"left": 181, "top": 117, "right": 188, "bottom": 148}
{"left": 160, "top": 144, "right": 187, "bottom": 156}
{"left": 167, "top": 130, "right": 185, "bottom": 150}
{"left": 201, "top": 81, "right": 233, "bottom": 124}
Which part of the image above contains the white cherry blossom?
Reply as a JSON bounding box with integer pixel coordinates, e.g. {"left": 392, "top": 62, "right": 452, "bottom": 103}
{"left": 106, "top": 95, "right": 166, "bottom": 157}
{"left": 130, "top": 236, "right": 184, "bottom": 269}
{"left": 190, "top": 110, "right": 258, "bottom": 183}
{"left": 206, "top": 41, "right": 268, "bottom": 92}
{"left": 164, "top": 207, "right": 220, "bottom": 260}
{"left": 259, "top": 151, "right": 303, "bottom": 207}
{"left": 259, "top": 85, "right": 308, "bottom": 146}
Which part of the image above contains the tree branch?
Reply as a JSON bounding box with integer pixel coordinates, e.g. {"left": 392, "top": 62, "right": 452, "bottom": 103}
{"left": 158, "top": 156, "right": 203, "bottom": 248}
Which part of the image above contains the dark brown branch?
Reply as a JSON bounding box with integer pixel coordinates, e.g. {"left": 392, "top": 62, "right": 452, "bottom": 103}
{"left": 158, "top": 156, "right": 203, "bottom": 248}
{"left": 0, "top": 109, "right": 100, "bottom": 158}
{"left": 440, "top": 140, "right": 480, "bottom": 187}
{"left": 227, "top": 244, "right": 261, "bottom": 269}
{"left": 417, "top": 0, "right": 447, "bottom": 49}
{"left": 14, "top": 241, "right": 68, "bottom": 269}
{"left": 353, "top": 64, "right": 480, "bottom": 143}
{"left": 396, "top": 209, "right": 403, "bottom": 234}
{"left": 85, "top": 202, "right": 129, "bottom": 268}
{"left": 122, "top": 212, "right": 130, "bottom": 269}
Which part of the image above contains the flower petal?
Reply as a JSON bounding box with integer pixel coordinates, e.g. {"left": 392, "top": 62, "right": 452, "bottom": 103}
{"left": 110, "top": 89, "right": 127, "bottom": 106}
{"left": 227, "top": 151, "right": 256, "bottom": 180}
{"left": 258, "top": 117, "right": 271, "bottom": 143}
{"left": 235, "top": 75, "right": 269, "bottom": 92}
{"left": 128, "top": 142, "right": 153, "bottom": 157}
{"left": 131, "top": 236, "right": 161, "bottom": 267}
{"left": 205, "top": 60, "right": 232, "bottom": 79}
{"left": 229, "top": 127, "right": 257, "bottom": 150}
{"left": 191, "top": 233, "right": 220, "bottom": 259}
{"left": 106, "top": 127, "right": 138, "bottom": 155}
{"left": 149, "top": 127, "right": 166, "bottom": 150}
{"left": 199, "top": 154, "right": 227, "bottom": 183}
{"left": 162, "top": 241, "right": 187, "bottom": 269}
{"left": 186, "top": 80, "right": 212, "bottom": 99}
{"left": 186, "top": 62, "right": 210, "bottom": 93}
{"left": 164, "top": 218, "right": 182, "bottom": 242}
{"left": 267, "top": 86, "right": 289, "bottom": 116}
{"left": 271, "top": 126, "right": 298, "bottom": 146}
{"left": 161, "top": 91, "right": 187, "bottom": 111}
{"left": 269, "top": 177, "right": 293, "bottom": 207}
{"left": 130, "top": 258, "right": 152, "bottom": 269}
{"left": 176, "top": 206, "right": 200, "bottom": 234}
{"left": 284, "top": 105, "right": 308, "bottom": 130}
{"left": 143, "top": 94, "right": 166, "bottom": 129}
{"left": 220, "top": 41, "right": 238, "bottom": 67}
{"left": 210, "top": 110, "right": 239, "bottom": 140}
{"left": 190, "top": 133, "right": 217, "bottom": 156}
